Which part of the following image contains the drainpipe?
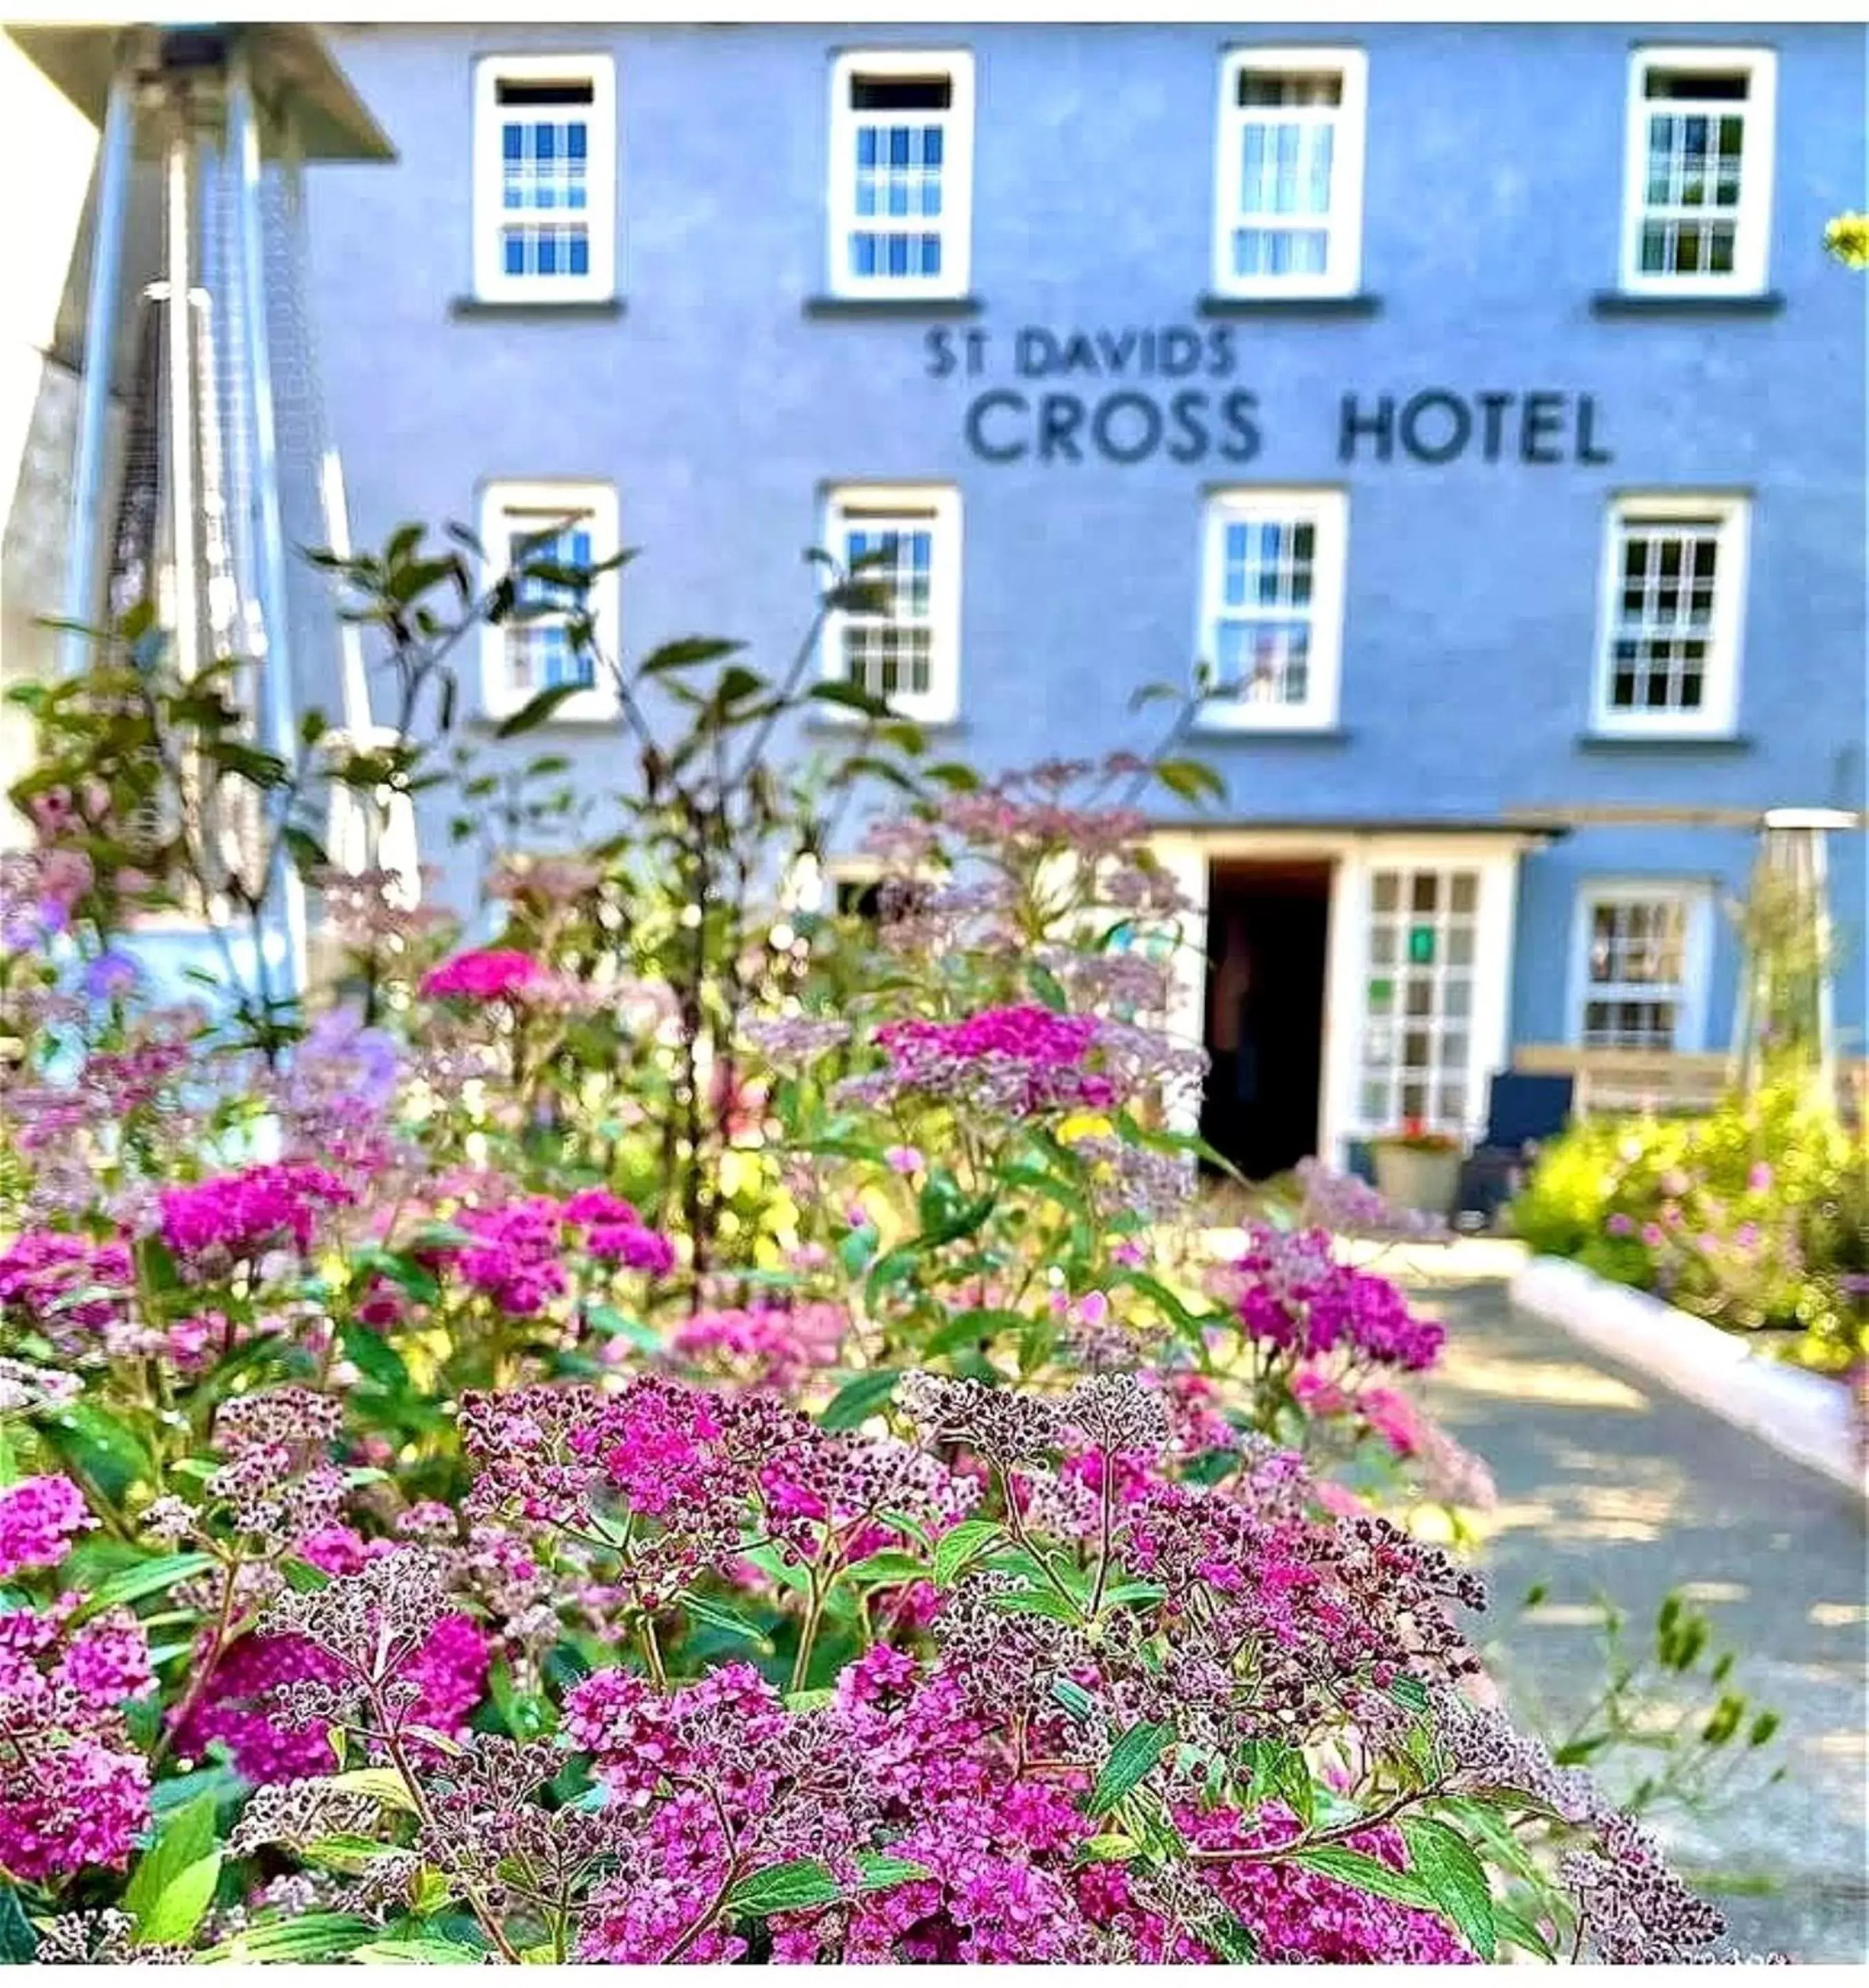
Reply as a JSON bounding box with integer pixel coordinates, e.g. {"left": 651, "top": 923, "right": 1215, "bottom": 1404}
{"left": 57, "top": 40, "right": 134, "bottom": 677}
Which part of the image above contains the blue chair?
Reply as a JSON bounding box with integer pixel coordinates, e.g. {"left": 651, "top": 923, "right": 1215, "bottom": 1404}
{"left": 1458, "top": 1071, "right": 1576, "bottom": 1221}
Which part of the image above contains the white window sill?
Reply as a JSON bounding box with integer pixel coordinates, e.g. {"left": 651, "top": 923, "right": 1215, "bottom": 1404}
{"left": 1191, "top": 708, "right": 1348, "bottom": 739}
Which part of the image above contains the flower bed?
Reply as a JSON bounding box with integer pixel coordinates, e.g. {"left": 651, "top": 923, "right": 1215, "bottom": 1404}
{"left": 1509, "top": 1081, "right": 1868, "bottom": 1378}
{"left": 0, "top": 535, "right": 1772, "bottom": 1963}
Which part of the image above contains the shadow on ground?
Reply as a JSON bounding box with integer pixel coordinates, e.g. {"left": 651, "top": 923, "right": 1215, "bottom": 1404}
{"left": 1409, "top": 1273, "right": 1869, "bottom": 1965}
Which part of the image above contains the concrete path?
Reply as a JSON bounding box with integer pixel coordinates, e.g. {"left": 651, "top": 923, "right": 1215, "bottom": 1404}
{"left": 1406, "top": 1268, "right": 1868, "bottom": 1965}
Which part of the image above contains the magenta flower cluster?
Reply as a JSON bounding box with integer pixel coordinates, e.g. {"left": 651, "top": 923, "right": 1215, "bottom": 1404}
{"left": 426, "top": 1188, "right": 675, "bottom": 1316}
{"left": 1230, "top": 1224, "right": 1446, "bottom": 1372}
{"left": 173, "top": 1523, "right": 490, "bottom": 1782}
{"left": 0, "top": 1474, "right": 95, "bottom": 1579}
{"left": 667, "top": 1298, "right": 849, "bottom": 1392}
{"left": 0, "top": 1229, "right": 135, "bottom": 1348}
{"left": 563, "top": 1648, "right": 1470, "bottom": 1965}
{"left": 420, "top": 948, "right": 553, "bottom": 1002}
{"left": 0, "top": 1600, "right": 155, "bottom": 1884}
{"left": 157, "top": 1160, "right": 355, "bottom": 1267}
{"left": 866, "top": 1004, "right": 1119, "bottom": 1117}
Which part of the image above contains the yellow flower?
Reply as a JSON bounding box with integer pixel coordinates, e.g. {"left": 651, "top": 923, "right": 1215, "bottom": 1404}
{"left": 1057, "top": 1113, "right": 1114, "bottom": 1146}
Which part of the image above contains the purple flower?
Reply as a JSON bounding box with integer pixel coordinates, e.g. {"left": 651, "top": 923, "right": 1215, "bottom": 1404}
{"left": 1605, "top": 1212, "right": 1636, "bottom": 1237}
{"left": 1747, "top": 1162, "right": 1774, "bottom": 1194}
{"left": 1640, "top": 1223, "right": 1666, "bottom": 1249}
{"left": 885, "top": 1144, "right": 925, "bottom": 1177}
{"left": 82, "top": 950, "right": 141, "bottom": 1001}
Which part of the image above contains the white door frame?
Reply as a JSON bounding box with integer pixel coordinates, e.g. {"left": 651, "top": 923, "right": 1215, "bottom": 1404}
{"left": 1151, "top": 829, "right": 1534, "bottom": 1167}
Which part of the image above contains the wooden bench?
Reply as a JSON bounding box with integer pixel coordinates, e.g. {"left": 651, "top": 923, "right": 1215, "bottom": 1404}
{"left": 1513, "top": 1044, "right": 1868, "bottom": 1122}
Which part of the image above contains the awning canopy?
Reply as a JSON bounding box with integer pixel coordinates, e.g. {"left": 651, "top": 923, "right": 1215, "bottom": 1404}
{"left": 8, "top": 23, "right": 396, "bottom": 162}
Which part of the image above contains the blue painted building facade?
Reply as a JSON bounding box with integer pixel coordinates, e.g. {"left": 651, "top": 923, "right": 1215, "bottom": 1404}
{"left": 284, "top": 22, "right": 1863, "bottom": 1168}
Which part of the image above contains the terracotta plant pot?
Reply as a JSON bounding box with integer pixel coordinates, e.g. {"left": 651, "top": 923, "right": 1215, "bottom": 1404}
{"left": 1372, "top": 1141, "right": 1464, "bottom": 1220}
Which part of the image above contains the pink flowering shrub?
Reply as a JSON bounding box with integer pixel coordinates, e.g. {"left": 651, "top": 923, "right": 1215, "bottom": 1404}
{"left": 0, "top": 746, "right": 1748, "bottom": 1962}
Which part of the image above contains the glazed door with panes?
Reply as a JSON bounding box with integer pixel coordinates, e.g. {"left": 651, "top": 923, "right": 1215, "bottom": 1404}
{"left": 1357, "top": 866, "right": 1483, "bottom": 1137}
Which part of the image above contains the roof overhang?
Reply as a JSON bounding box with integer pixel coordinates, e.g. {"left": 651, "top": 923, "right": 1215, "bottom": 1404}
{"left": 1151, "top": 817, "right": 1569, "bottom": 844}
{"left": 7, "top": 23, "right": 396, "bottom": 162}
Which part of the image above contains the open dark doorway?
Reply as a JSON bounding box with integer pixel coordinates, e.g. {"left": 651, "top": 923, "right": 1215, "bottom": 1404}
{"left": 1199, "top": 861, "right": 1332, "bottom": 1182}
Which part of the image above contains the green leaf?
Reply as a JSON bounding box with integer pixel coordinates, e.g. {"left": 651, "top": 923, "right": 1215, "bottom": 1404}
{"left": 124, "top": 1789, "right": 219, "bottom": 1929}
{"left": 679, "top": 1592, "right": 775, "bottom": 1650}
{"left": 1400, "top": 1816, "right": 1496, "bottom": 1959}
{"left": 151, "top": 1764, "right": 244, "bottom": 1819}
{"left": 70, "top": 1551, "right": 217, "bottom": 1623}
{"left": 714, "top": 664, "right": 768, "bottom": 706}
{"left": 855, "top": 1851, "right": 932, "bottom": 1892}
{"left": 1027, "top": 959, "right": 1071, "bottom": 1013}
{"left": 1076, "top": 1833, "right": 1139, "bottom": 1864}
{"left": 1107, "top": 1268, "right": 1210, "bottom": 1337}
{"left": 0, "top": 1886, "right": 37, "bottom": 1964}
{"left": 44, "top": 1402, "right": 151, "bottom": 1502}
{"left": 1493, "top": 1902, "right": 1558, "bottom": 1960}
{"left": 725, "top": 1858, "right": 844, "bottom": 1918}
{"left": 921, "top": 1307, "right": 1027, "bottom": 1357}
{"left": 1237, "top": 1737, "right": 1315, "bottom": 1828}
{"left": 1086, "top": 1719, "right": 1174, "bottom": 1819}
{"left": 1052, "top": 1677, "right": 1097, "bottom": 1724}
{"left": 837, "top": 1225, "right": 879, "bottom": 1278}
{"left": 302, "top": 1833, "right": 398, "bottom": 1875}
{"left": 204, "top": 1913, "right": 379, "bottom": 1963}
{"left": 584, "top": 1303, "right": 663, "bottom": 1352}
{"left": 842, "top": 1549, "right": 927, "bottom": 1588}
{"left": 933, "top": 1519, "right": 1005, "bottom": 1587}
{"left": 493, "top": 683, "right": 584, "bottom": 738}
{"left": 819, "top": 1369, "right": 901, "bottom": 1432}
{"left": 1153, "top": 756, "right": 1226, "bottom": 805}
{"left": 137, "top": 1850, "right": 224, "bottom": 1945}
{"left": 1386, "top": 1673, "right": 1431, "bottom": 1713}
{"left": 1205, "top": 1916, "right": 1261, "bottom": 1963}
{"left": 1292, "top": 1845, "right": 1437, "bottom": 1913}
{"left": 639, "top": 635, "right": 744, "bottom": 675}
{"left": 984, "top": 1586, "right": 1082, "bottom": 1626}
{"left": 807, "top": 680, "right": 891, "bottom": 718}
{"left": 349, "top": 1938, "right": 489, "bottom": 1965}
{"left": 339, "top": 1322, "right": 410, "bottom": 1392}
{"left": 923, "top": 759, "right": 980, "bottom": 790}
{"left": 995, "top": 1160, "right": 1088, "bottom": 1218}
{"left": 351, "top": 1245, "right": 440, "bottom": 1305}
{"left": 917, "top": 1191, "right": 998, "bottom": 1250}
{"left": 327, "top": 1767, "right": 420, "bottom": 1814}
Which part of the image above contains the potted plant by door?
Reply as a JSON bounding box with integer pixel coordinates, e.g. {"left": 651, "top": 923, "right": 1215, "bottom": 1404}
{"left": 1371, "top": 1118, "right": 1465, "bottom": 1220}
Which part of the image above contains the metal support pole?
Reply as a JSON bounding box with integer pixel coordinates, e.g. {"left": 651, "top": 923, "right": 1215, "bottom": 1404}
{"left": 227, "top": 39, "right": 304, "bottom": 999}
{"left": 57, "top": 43, "right": 135, "bottom": 676}
{"left": 164, "top": 105, "right": 200, "bottom": 685}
